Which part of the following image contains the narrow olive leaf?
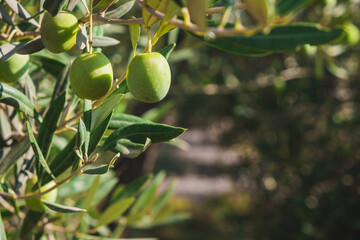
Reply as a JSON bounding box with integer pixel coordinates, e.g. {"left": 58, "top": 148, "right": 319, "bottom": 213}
{"left": 42, "top": 200, "right": 86, "bottom": 213}
{"left": 0, "top": 42, "right": 27, "bottom": 62}
{"left": 51, "top": 63, "right": 70, "bottom": 103}
{"left": 76, "top": 118, "right": 86, "bottom": 152}
{"left": 0, "top": 3, "right": 15, "bottom": 26}
{"left": 42, "top": 113, "right": 112, "bottom": 185}
{"left": 151, "top": 180, "right": 176, "bottom": 218}
{"left": 129, "top": 171, "right": 166, "bottom": 218}
{"left": 76, "top": 26, "right": 88, "bottom": 50}
{"left": 109, "top": 113, "right": 152, "bottom": 130}
{"left": 67, "top": 0, "right": 79, "bottom": 10}
{"left": 92, "top": 36, "right": 120, "bottom": 47}
{"left": 109, "top": 138, "right": 151, "bottom": 158}
{"left": 109, "top": 80, "right": 129, "bottom": 96}
{"left": 83, "top": 99, "right": 92, "bottom": 155}
{"left": 15, "top": 148, "right": 33, "bottom": 191}
{"left": 83, "top": 153, "right": 120, "bottom": 175}
{"left": 82, "top": 176, "right": 101, "bottom": 209}
{"left": 153, "top": 213, "right": 191, "bottom": 226}
{"left": 97, "top": 197, "right": 135, "bottom": 227}
{"left": 38, "top": 92, "right": 66, "bottom": 160}
{"left": 91, "top": 94, "right": 122, "bottom": 130}
{"left": 105, "top": 0, "right": 135, "bottom": 19}
{"left": 111, "top": 175, "right": 151, "bottom": 205}
{"left": 188, "top": 0, "right": 207, "bottom": 30}
{"left": 0, "top": 141, "right": 30, "bottom": 175}
{"left": 0, "top": 211, "right": 7, "bottom": 240}
{"left": 17, "top": 38, "right": 45, "bottom": 54}
{"left": 43, "top": 0, "right": 68, "bottom": 16}
{"left": 0, "top": 83, "right": 42, "bottom": 122}
{"left": 158, "top": 42, "right": 176, "bottom": 60}
{"left": 19, "top": 210, "right": 43, "bottom": 239}
{"left": 129, "top": 22, "right": 140, "bottom": 55}
{"left": 26, "top": 120, "right": 56, "bottom": 181}
{"left": 277, "top": 0, "right": 315, "bottom": 15}
{"left": 4, "top": 0, "right": 39, "bottom": 26}
{"left": 102, "top": 123, "right": 186, "bottom": 152}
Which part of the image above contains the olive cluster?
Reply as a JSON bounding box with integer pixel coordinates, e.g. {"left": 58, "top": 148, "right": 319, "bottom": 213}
{"left": 1, "top": 11, "right": 171, "bottom": 103}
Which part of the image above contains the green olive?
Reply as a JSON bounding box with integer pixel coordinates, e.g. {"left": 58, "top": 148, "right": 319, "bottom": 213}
{"left": 126, "top": 52, "right": 171, "bottom": 103}
{"left": 40, "top": 11, "right": 79, "bottom": 53}
{"left": 70, "top": 51, "right": 113, "bottom": 100}
{"left": 25, "top": 177, "right": 57, "bottom": 212}
{"left": 0, "top": 54, "right": 29, "bottom": 83}
{"left": 344, "top": 22, "right": 360, "bottom": 45}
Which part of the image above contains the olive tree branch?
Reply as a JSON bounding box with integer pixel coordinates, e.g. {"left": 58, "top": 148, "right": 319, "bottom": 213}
{"left": 0, "top": 154, "right": 98, "bottom": 200}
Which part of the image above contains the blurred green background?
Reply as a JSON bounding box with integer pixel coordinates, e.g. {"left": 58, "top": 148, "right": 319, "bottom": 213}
{"left": 99, "top": 0, "right": 360, "bottom": 239}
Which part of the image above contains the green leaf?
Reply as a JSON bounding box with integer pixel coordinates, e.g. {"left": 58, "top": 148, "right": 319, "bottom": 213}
{"left": 4, "top": 0, "right": 39, "bottom": 26}
{"left": 82, "top": 176, "right": 101, "bottom": 210}
{"left": 26, "top": 120, "right": 56, "bottom": 181}
{"left": 92, "top": 36, "right": 120, "bottom": 47}
{"left": 158, "top": 42, "right": 176, "bottom": 60}
{"left": 97, "top": 197, "right": 135, "bottom": 227}
{"left": 42, "top": 113, "right": 113, "bottom": 185}
{"left": 105, "top": 0, "right": 135, "bottom": 19}
{"left": 43, "top": 0, "right": 68, "bottom": 16}
{"left": 108, "top": 138, "right": 151, "bottom": 158}
{"left": 76, "top": 26, "right": 88, "bottom": 50}
{"left": 110, "top": 175, "right": 151, "bottom": 205}
{"left": 129, "top": 171, "right": 165, "bottom": 218}
{"left": 108, "top": 113, "right": 152, "bottom": 130}
{"left": 0, "top": 42, "right": 27, "bottom": 62}
{"left": 152, "top": 212, "right": 190, "bottom": 226}
{"left": 0, "top": 83, "right": 42, "bottom": 122}
{"left": 277, "top": 0, "right": 315, "bottom": 15}
{"left": 0, "top": 3, "right": 15, "bottom": 26}
{"left": 91, "top": 94, "right": 122, "bottom": 130}
{"left": 101, "top": 123, "right": 186, "bottom": 152}
{"left": 17, "top": 39, "right": 45, "bottom": 54}
{"left": 194, "top": 23, "right": 345, "bottom": 55}
{"left": 83, "top": 153, "right": 120, "bottom": 175}
{"left": 42, "top": 200, "right": 86, "bottom": 213}
{"left": 83, "top": 99, "right": 92, "bottom": 156}
{"left": 0, "top": 141, "right": 30, "bottom": 175}
{"left": 38, "top": 92, "right": 66, "bottom": 161}
{"left": 0, "top": 212, "right": 7, "bottom": 240}
{"left": 19, "top": 210, "right": 43, "bottom": 239}
{"left": 51, "top": 63, "right": 70, "bottom": 103}
{"left": 151, "top": 180, "right": 176, "bottom": 218}
{"left": 129, "top": 22, "right": 140, "bottom": 55}
{"left": 75, "top": 118, "right": 86, "bottom": 160}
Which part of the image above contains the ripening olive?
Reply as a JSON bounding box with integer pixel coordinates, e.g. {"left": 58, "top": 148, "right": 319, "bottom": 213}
{"left": 25, "top": 177, "right": 57, "bottom": 212}
{"left": 126, "top": 52, "right": 171, "bottom": 103}
{"left": 40, "top": 11, "right": 79, "bottom": 53}
{"left": 0, "top": 53, "right": 29, "bottom": 83}
{"left": 70, "top": 51, "right": 113, "bottom": 100}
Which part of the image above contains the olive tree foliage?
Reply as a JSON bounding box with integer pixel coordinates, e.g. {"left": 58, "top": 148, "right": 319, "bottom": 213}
{"left": 0, "top": 0, "right": 350, "bottom": 239}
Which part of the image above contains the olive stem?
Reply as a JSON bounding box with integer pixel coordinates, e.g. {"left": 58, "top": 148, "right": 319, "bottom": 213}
{"left": 147, "top": 27, "right": 152, "bottom": 53}
{"left": 89, "top": 0, "right": 94, "bottom": 54}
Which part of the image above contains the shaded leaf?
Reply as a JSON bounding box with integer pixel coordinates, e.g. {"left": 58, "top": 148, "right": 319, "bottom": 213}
{"left": 82, "top": 175, "right": 101, "bottom": 209}
{"left": 151, "top": 180, "right": 176, "bottom": 218}
{"left": 26, "top": 120, "right": 56, "bottom": 181}
{"left": 67, "top": 0, "right": 79, "bottom": 10}
{"left": 0, "top": 42, "right": 27, "bottom": 62}
{"left": 43, "top": 0, "right": 68, "bottom": 16}
{"left": 42, "top": 200, "right": 86, "bottom": 213}
{"left": 19, "top": 210, "right": 43, "bottom": 239}
{"left": 111, "top": 175, "right": 151, "bottom": 205}
{"left": 0, "top": 3, "right": 15, "bottom": 26}
{"left": 91, "top": 94, "right": 122, "bottom": 130}
{"left": 4, "top": 0, "right": 39, "bottom": 26}
{"left": 0, "top": 83, "right": 42, "bottom": 122}
{"left": 83, "top": 153, "right": 120, "bottom": 175}
{"left": 76, "top": 26, "right": 88, "bottom": 50}
{"left": 17, "top": 38, "right": 45, "bottom": 54}
{"left": 92, "top": 36, "right": 120, "bottom": 47}
{"left": 101, "top": 123, "right": 186, "bottom": 152}
{"left": 51, "top": 63, "right": 70, "bottom": 103}
{"left": 0, "top": 212, "right": 6, "bottom": 240}
{"left": 111, "top": 138, "right": 151, "bottom": 158}
{"left": 38, "top": 92, "right": 66, "bottom": 161}
{"left": 129, "top": 22, "right": 140, "bottom": 55}
{"left": 0, "top": 141, "right": 30, "bottom": 175}
{"left": 277, "top": 0, "right": 315, "bottom": 15}
{"left": 158, "top": 42, "right": 176, "bottom": 60}
{"left": 109, "top": 113, "right": 151, "bottom": 130}
{"left": 97, "top": 197, "right": 135, "bottom": 227}
{"left": 105, "top": 0, "right": 135, "bottom": 19}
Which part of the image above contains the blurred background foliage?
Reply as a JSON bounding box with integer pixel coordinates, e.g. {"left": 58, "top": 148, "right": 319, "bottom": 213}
{"left": 95, "top": 0, "right": 360, "bottom": 239}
